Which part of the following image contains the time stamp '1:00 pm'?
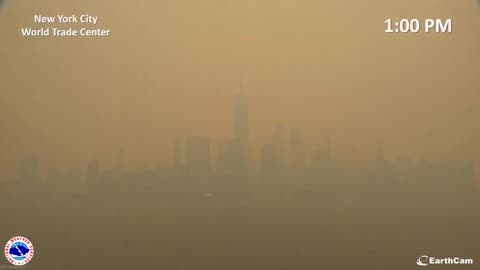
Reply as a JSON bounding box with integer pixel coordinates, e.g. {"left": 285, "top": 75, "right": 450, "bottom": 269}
{"left": 385, "top": 19, "right": 452, "bottom": 33}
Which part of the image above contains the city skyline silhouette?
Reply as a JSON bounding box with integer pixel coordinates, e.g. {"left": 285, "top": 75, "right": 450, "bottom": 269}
{"left": 1, "top": 1, "right": 480, "bottom": 270}
{"left": 7, "top": 91, "right": 478, "bottom": 198}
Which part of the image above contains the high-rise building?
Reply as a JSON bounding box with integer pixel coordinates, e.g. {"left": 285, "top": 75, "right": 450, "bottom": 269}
{"left": 290, "top": 128, "right": 305, "bottom": 170}
{"left": 233, "top": 91, "right": 249, "bottom": 162}
{"left": 272, "top": 125, "right": 286, "bottom": 168}
{"left": 186, "top": 136, "right": 211, "bottom": 177}
{"left": 217, "top": 141, "right": 244, "bottom": 176}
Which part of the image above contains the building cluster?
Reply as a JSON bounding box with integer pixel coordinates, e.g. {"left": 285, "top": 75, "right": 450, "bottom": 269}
{"left": 7, "top": 93, "right": 479, "bottom": 198}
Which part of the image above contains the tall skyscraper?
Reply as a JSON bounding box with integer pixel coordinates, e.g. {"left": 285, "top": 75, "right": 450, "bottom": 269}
{"left": 272, "top": 125, "right": 286, "bottom": 168}
{"left": 290, "top": 128, "right": 305, "bottom": 170}
{"left": 233, "top": 91, "right": 249, "bottom": 162}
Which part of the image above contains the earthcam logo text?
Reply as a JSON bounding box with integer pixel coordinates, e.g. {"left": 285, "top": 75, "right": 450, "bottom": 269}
{"left": 417, "top": 255, "right": 474, "bottom": 266}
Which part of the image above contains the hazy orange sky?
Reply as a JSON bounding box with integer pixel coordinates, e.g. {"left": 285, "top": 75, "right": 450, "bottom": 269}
{"left": 1, "top": 0, "right": 479, "bottom": 177}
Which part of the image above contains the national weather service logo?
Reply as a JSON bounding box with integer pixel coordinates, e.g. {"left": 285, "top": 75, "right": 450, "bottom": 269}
{"left": 4, "top": 236, "right": 34, "bottom": 266}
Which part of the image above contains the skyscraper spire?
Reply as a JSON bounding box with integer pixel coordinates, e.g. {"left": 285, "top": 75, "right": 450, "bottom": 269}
{"left": 233, "top": 86, "right": 249, "bottom": 169}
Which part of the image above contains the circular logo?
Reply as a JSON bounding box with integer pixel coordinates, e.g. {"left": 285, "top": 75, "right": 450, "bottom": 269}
{"left": 4, "top": 236, "right": 34, "bottom": 266}
{"left": 417, "top": 255, "right": 429, "bottom": 266}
